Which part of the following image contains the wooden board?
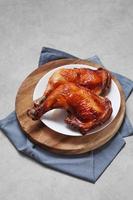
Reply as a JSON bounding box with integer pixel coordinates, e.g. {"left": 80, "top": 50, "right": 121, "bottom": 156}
{"left": 15, "top": 59, "right": 126, "bottom": 155}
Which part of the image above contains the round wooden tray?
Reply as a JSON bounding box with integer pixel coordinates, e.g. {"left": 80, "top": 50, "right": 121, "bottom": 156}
{"left": 15, "top": 59, "right": 126, "bottom": 155}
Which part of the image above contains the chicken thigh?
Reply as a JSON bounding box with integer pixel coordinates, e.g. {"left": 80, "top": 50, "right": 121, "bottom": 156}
{"left": 27, "top": 83, "right": 112, "bottom": 134}
{"left": 44, "top": 67, "right": 111, "bottom": 97}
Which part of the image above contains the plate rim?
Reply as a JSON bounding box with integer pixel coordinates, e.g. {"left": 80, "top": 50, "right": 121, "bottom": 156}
{"left": 33, "top": 63, "right": 121, "bottom": 137}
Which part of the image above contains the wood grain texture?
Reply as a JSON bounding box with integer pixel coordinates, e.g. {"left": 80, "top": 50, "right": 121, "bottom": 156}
{"left": 15, "top": 59, "right": 126, "bottom": 155}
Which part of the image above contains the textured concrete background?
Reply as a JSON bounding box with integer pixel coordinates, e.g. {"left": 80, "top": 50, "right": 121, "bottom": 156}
{"left": 0, "top": 0, "right": 133, "bottom": 199}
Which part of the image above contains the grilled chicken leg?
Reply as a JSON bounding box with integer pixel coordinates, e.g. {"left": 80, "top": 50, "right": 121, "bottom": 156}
{"left": 27, "top": 83, "right": 112, "bottom": 134}
{"left": 44, "top": 67, "right": 111, "bottom": 97}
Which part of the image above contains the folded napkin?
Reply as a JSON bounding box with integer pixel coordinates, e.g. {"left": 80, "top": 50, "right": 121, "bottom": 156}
{"left": 0, "top": 47, "right": 133, "bottom": 183}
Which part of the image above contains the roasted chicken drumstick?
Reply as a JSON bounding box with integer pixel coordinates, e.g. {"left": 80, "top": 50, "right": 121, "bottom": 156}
{"left": 27, "top": 83, "right": 112, "bottom": 134}
{"left": 44, "top": 67, "right": 111, "bottom": 97}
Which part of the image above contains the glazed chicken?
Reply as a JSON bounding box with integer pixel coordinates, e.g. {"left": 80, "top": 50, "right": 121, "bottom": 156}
{"left": 44, "top": 68, "right": 111, "bottom": 97}
{"left": 27, "top": 83, "right": 112, "bottom": 134}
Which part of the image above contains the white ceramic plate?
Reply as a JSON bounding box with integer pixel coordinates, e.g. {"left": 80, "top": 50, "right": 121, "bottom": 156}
{"left": 33, "top": 64, "right": 121, "bottom": 136}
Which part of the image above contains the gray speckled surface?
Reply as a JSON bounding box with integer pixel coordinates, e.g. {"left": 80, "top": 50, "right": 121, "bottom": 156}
{"left": 0, "top": 0, "right": 133, "bottom": 199}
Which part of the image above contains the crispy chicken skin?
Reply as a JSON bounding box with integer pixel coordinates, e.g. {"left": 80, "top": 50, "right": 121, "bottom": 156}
{"left": 27, "top": 83, "right": 112, "bottom": 134}
{"left": 44, "top": 67, "right": 111, "bottom": 97}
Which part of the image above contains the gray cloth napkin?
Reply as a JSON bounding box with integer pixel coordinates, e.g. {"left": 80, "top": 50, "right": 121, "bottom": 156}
{"left": 0, "top": 47, "right": 133, "bottom": 183}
